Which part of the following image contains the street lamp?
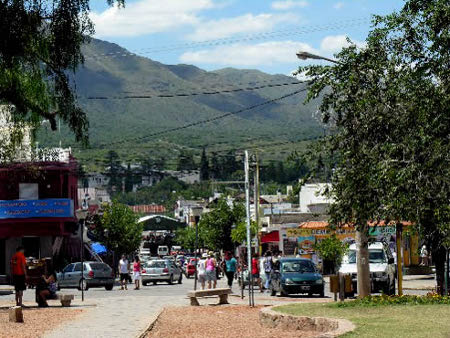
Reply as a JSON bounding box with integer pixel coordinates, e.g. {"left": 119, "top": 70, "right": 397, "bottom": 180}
{"left": 296, "top": 51, "right": 340, "bottom": 64}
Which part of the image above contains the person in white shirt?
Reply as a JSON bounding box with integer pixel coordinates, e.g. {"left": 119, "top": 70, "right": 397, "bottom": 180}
{"left": 118, "top": 255, "right": 130, "bottom": 290}
{"left": 197, "top": 253, "right": 208, "bottom": 290}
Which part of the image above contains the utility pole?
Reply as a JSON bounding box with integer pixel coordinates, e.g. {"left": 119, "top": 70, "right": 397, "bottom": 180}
{"left": 396, "top": 223, "right": 403, "bottom": 296}
{"left": 244, "top": 151, "right": 254, "bottom": 306}
{"left": 253, "top": 153, "right": 261, "bottom": 254}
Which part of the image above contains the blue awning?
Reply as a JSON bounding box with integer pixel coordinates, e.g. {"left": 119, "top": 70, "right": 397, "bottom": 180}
{"left": 91, "top": 242, "right": 107, "bottom": 254}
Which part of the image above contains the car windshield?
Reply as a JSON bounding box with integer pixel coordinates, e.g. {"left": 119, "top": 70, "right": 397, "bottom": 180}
{"left": 90, "top": 263, "right": 110, "bottom": 271}
{"left": 147, "top": 261, "right": 166, "bottom": 268}
{"left": 347, "top": 249, "right": 386, "bottom": 264}
{"left": 282, "top": 260, "right": 316, "bottom": 273}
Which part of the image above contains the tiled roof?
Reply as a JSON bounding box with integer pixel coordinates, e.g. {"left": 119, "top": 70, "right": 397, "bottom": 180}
{"left": 129, "top": 205, "right": 166, "bottom": 214}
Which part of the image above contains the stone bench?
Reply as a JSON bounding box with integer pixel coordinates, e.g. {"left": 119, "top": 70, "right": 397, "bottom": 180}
{"left": 187, "top": 288, "right": 231, "bottom": 306}
{"left": 57, "top": 294, "right": 75, "bottom": 307}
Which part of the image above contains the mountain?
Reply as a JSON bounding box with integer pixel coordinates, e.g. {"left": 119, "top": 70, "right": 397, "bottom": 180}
{"left": 37, "top": 38, "right": 323, "bottom": 168}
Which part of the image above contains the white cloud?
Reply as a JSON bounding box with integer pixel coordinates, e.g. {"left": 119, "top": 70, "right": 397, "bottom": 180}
{"left": 187, "top": 13, "right": 299, "bottom": 41}
{"left": 271, "top": 1, "right": 308, "bottom": 10}
{"left": 179, "top": 40, "right": 318, "bottom": 66}
{"left": 333, "top": 2, "right": 344, "bottom": 10}
{"left": 91, "top": 0, "right": 215, "bottom": 37}
{"left": 320, "top": 35, "right": 364, "bottom": 53}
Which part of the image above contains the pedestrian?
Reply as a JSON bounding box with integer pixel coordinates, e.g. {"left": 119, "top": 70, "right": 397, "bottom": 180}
{"left": 420, "top": 245, "right": 429, "bottom": 266}
{"left": 198, "top": 253, "right": 208, "bottom": 290}
{"left": 118, "top": 254, "right": 130, "bottom": 290}
{"left": 133, "top": 255, "right": 142, "bottom": 290}
{"left": 205, "top": 251, "right": 217, "bottom": 289}
{"left": 263, "top": 251, "right": 273, "bottom": 292}
{"left": 10, "top": 246, "right": 27, "bottom": 306}
{"left": 251, "top": 253, "right": 263, "bottom": 292}
{"left": 224, "top": 251, "right": 237, "bottom": 289}
{"left": 36, "top": 270, "right": 58, "bottom": 307}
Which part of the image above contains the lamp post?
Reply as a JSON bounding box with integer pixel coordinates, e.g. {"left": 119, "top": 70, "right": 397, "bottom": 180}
{"left": 296, "top": 51, "right": 340, "bottom": 64}
{"left": 76, "top": 209, "right": 88, "bottom": 302}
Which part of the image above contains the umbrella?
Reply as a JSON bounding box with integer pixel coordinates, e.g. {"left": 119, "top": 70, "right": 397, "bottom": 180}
{"left": 91, "top": 242, "right": 107, "bottom": 254}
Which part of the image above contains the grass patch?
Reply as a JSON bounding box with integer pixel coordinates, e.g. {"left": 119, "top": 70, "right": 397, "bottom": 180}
{"left": 275, "top": 302, "right": 450, "bottom": 337}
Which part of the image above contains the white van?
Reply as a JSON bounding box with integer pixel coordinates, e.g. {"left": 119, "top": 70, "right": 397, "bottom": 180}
{"left": 157, "top": 246, "right": 169, "bottom": 257}
{"left": 339, "top": 242, "right": 396, "bottom": 295}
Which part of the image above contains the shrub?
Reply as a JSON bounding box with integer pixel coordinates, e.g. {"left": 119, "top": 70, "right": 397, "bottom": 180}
{"left": 332, "top": 293, "right": 450, "bottom": 308}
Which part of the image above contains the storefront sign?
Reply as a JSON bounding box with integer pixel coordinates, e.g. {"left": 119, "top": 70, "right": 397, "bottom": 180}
{"left": 0, "top": 199, "right": 74, "bottom": 219}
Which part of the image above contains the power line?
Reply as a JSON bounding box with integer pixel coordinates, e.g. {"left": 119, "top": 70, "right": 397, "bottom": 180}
{"left": 84, "top": 80, "right": 303, "bottom": 100}
{"left": 85, "top": 17, "right": 370, "bottom": 59}
{"left": 90, "top": 86, "right": 308, "bottom": 148}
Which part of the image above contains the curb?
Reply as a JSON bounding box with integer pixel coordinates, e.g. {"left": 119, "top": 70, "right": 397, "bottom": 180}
{"left": 259, "top": 306, "right": 355, "bottom": 337}
{"left": 137, "top": 308, "right": 165, "bottom": 338}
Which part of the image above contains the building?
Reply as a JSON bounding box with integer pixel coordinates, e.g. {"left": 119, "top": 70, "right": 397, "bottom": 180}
{"left": 129, "top": 204, "right": 166, "bottom": 214}
{"left": 299, "top": 183, "right": 333, "bottom": 213}
{"left": 0, "top": 156, "right": 79, "bottom": 283}
{"left": 174, "top": 199, "right": 206, "bottom": 227}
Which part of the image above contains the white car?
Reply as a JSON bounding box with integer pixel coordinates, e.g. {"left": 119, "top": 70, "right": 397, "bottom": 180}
{"left": 339, "top": 242, "right": 396, "bottom": 295}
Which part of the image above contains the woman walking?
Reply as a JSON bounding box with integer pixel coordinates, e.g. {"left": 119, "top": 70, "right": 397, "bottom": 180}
{"left": 133, "top": 255, "right": 142, "bottom": 290}
{"left": 205, "top": 251, "right": 217, "bottom": 289}
{"left": 224, "top": 251, "right": 237, "bottom": 289}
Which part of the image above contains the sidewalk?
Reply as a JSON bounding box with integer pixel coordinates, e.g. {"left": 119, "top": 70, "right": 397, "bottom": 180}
{"left": 44, "top": 293, "right": 187, "bottom": 338}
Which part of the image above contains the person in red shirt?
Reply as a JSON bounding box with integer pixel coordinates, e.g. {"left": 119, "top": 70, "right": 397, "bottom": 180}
{"left": 251, "top": 253, "right": 263, "bottom": 292}
{"left": 10, "top": 246, "right": 27, "bottom": 306}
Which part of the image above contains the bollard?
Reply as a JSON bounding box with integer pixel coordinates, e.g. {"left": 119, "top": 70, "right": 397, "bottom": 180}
{"left": 339, "top": 273, "right": 345, "bottom": 301}
{"left": 9, "top": 306, "right": 24, "bottom": 323}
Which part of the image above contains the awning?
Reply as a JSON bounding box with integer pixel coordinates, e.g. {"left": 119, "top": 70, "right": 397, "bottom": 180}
{"left": 261, "top": 231, "right": 279, "bottom": 243}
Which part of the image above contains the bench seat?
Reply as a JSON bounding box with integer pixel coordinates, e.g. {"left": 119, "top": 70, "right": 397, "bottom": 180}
{"left": 187, "top": 288, "right": 231, "bottom": 306}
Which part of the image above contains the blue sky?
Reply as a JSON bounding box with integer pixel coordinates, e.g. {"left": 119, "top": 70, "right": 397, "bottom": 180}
{"left": 89, "top": 0, "right": 404, "bottom": 75}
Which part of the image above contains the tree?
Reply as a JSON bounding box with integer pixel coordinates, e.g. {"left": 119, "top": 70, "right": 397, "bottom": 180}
{"left": 124, "top": 163, "right": 133, "bottom": 193}
{"left": 106, "top": 150, "right": 122, "bottom": 193}
{"left": 175, "top": 227, "right": 197, "bottom": 251}
{"left": 314, "top": 235, "right": 348, "bottom": 274}
{"left": 0, "top": 0, "right": 124, "bottom": 145}
{"left": 231, "top": 221, "right": 258, "bottom": 245}
{"left": 198, "top": 200, "right": 245, "bottom": 251}
{"left": 301, "top": 0, "right": 450, "bottom": 295}
{"left": 199, "top": 148, "right": 209, "bottom": 181}
{"left": 177, "top": 151, "right": 196, "bottom": 171}
{"left": 95, "top": 201, "right": 142, "bottom": 256}
{"left": 210, "top": 152, "right": 221, "bottom": 179}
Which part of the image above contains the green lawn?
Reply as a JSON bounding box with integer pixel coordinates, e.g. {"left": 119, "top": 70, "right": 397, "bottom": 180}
{"left": 275, "top": 302, "right": 450, "bottom": 337}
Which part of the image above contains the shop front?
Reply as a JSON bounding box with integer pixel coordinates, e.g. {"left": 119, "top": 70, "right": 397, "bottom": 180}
{"left": 279, "top": 221, "right": 419, "bottom": 267}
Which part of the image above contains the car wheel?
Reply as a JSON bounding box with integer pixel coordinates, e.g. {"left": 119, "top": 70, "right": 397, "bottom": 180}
{"left": 142, "top": 282, "right": 147, "bottom": 286}
{"left": 56, "top": 282, "right": 61, "bottom": 291}
{"left": 178, "top": 274, "right": 183, "bottom": 284}
{"left": 280, "top": 289, "right": 288, "bottom": 297}
{"left": 105, "top": 284, "right": 113, "bottom": 291}
{"left": 78, "top": 279, "right": 88, "bottom": 291}
{"left": 319, "top": 288, "right": 325, "bottom": 298}
{"left": 153, "top": 281, "right": 157, "bottom": 285}
{"left": 168, "top": 275, "right": 174, "bottom": 285}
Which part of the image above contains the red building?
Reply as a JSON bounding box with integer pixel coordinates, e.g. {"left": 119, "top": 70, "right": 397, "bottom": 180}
{"left": 0, "top": 157, "right": 79, "bottom": 283}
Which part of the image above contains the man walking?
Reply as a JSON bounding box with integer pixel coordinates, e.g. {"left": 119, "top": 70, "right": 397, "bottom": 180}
{"left": 118, "top": 254, "right": 130, "bottom": 290}
{"left": 11, "top": 246, "right": 27, "bottom": 306}
{"left": 263, "top": 251, "right": 273, "bottom": 292}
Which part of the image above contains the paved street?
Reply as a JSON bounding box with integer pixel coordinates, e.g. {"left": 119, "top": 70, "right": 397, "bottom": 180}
{"left": 0, "top": 274, "right": 432, "bottom": 338}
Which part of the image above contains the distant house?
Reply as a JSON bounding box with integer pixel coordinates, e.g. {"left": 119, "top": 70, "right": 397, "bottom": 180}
{"left": 163, "top": 170, "right": 200, "bottom": 184}
{"left": 174, "top": 199, "right": 206, "bottom": 227}
{"left": 298, "top": 183, "right": 333, "bottom": 214}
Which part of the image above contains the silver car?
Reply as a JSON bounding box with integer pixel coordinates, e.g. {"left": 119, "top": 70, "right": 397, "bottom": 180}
{"left": 57, "top": 262, "right": 115, "bottom": 291}
{"left": 141, "top": 259, "right": 182, "bottom": 285}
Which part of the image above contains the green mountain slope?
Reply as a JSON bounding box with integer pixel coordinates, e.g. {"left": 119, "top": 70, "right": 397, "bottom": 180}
{"left": 37, "top": 38, "right": 323, "bottom": 167}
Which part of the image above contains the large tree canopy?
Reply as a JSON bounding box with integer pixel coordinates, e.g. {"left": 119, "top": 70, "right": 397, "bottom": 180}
{"left": 0, "top": 0, "right": 124, "bottom": 143}
{"left": 301, "top": 0, "right": 449, "bottom": 294}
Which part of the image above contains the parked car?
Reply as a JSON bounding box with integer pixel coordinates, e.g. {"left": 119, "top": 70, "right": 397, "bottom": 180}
{"left": 57, "top": 262, "right": 115, "bottom": 291}
{"left": 339, "top": 242, "right": 396, "bottom": 295}
{"left": 185, "top": 258, "right": 197, "bottom": 278}
{"left": 270, "top": 258, "right": 324, "bottom": 297}
{"left": 141, "top": 259, "right": 182, "bottom": 285}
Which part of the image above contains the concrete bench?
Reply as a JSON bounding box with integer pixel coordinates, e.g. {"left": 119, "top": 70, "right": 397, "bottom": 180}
{"left": 187, "top": 288, "right": 231, "bottom": 306}
{"left": 57, "top": 294, "right": 75, "bottom": 307}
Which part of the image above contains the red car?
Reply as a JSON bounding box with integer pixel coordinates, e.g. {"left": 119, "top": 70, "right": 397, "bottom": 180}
{"left": 185, "top": 258, "right": 197, "bottom": 278}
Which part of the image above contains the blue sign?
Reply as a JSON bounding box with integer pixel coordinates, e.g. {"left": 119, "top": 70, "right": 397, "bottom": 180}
{"left": 0, "top": 199, "right": 74, "bottom": 219}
